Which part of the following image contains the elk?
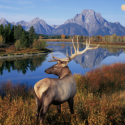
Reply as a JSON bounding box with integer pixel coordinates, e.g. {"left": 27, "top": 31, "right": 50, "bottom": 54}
{"left": 34, "top": 37, "right": 99, "bottom": 123}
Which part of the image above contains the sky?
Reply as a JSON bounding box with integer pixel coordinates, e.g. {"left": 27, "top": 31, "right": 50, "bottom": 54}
{"left": 0, "top": 0, "right": 125, "bottom": 26}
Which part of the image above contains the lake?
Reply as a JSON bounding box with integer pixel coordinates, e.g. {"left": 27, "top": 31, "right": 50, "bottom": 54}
{"left": 0, "top": 42, "right": 125, "bottom": 86}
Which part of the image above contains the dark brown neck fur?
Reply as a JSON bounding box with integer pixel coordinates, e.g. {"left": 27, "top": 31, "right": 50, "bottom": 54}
{"left": 59, "top": 66, "right": 72, "bottom": 79}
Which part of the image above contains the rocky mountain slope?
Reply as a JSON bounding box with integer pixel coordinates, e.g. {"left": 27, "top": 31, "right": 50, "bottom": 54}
{"left": 0, "top": 9, "right": 125, "bottom": 36}
{"left": 0, "top": 18, "right": 9, "bottom": 26}
{"left": 64, "top": 9, "right": 125, "bottom": 36}
{"left": 52, "top": 23, "right": 89, "bottom": 36}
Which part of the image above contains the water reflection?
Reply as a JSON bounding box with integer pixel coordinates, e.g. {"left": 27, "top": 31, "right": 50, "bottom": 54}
{"left": 106, "top": 48, "right": 122, "bottom": 53}
{"left": 47, "top": 42, "right": 123, "bottom": 68}
{"left": 0, "top": 42, "right": 125, "bottom": 85}
{"left": 0, "top": 55, "right": 47, "bottom": 75}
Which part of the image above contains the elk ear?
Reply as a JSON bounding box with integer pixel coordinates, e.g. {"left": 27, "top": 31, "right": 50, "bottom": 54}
{"left": 62, "top": 62, "right": 68, "bottom": 67}
{"left": 57, "top": 61, "right": 61, "bottom": 64}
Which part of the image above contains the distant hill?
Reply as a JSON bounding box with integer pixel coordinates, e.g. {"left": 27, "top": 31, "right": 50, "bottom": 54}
{"left": 0, "top": 9, "right": 125, "bottom": 36}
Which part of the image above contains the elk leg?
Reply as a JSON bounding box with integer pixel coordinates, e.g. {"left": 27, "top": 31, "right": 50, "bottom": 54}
{"left": 68, "top": 98, "right": 74, "bottom": 114}
{"left": 40, "top": 105, "right": 49, "bottom": 123}
{"left": 57, "top": 104, "right": 61, "bottom": 113}
{"left": 36, "top": 97, "right": 42, "bottom": 121}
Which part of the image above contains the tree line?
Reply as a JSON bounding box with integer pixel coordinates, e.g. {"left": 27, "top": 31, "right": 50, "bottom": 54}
{"left": 0, "top": 24, "right": 35, "bottom": 46}
{"left": 37, "top": 34, "right": 71, "bottom": 39}
{"left": 37, "top": 33, "right": 125, "bottom": 43}
{"left": 74, "top": 34, "right": 125, "bottom": 43}
{"left": 1, "top": 23, "right": 125, "bottom": 46}
{"left": 0, "top": 24, "right": 47, "bottom": 50}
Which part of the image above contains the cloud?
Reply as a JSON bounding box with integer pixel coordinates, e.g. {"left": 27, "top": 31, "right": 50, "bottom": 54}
{"left": 16, "top": 0, "right": 34, "bottom": 5}
{"left": 0, "top": 5, "right": 21, "bottom": 10}
{"left": 0, "top": 5, "right": 11, "bottom": 9}
{"left": 0, "top": 0, "right": 35, "bottom": 6}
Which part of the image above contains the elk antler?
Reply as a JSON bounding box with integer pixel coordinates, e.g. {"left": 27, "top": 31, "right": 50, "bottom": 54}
{"left": 48, "top": 36, "right": 99, "bottom": 62}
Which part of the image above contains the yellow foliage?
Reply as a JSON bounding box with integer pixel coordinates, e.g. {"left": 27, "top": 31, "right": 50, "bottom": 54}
{"left": 1, "top": 63, "right": 125, "bottom": 124}
{"left": 61, "top": 34, "right": 65, "bottom": 39}
{"left": 0, "top": 35, "right": 5, "bottom": 45}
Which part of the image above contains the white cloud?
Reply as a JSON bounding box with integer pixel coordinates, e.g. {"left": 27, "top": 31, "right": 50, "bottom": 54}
{"left": 16, "top": 1, "right": 34, "bottom": 5}
{"left": 0, "top": 0, "right": 35, "bottom": 7}
{"left": 0, "top": 5, "right": 21, "bottom": 10}
{"left": 0, "top": 5, "right": 11, "bottom": 9}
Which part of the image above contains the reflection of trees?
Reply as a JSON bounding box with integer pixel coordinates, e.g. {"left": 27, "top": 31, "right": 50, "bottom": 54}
{"left": 14, "top": 59, "right": 29, "bottom": 74}
{"left": 0, "top": 61, "right": 4, "bottom": 75}
{"left": 0, "top": 55, "right": 47, "bottom": 75}
{"left": 123, "top": 49, "right": 125, "bottom": 52}
{"left": 0, "top": 61, "right": 3, "bottom": 68}
{"left": 61, "top": 43, "right": 65, "bottom": 49}
{"left": 106, "top": 48, "right": 121, "bottom": 53}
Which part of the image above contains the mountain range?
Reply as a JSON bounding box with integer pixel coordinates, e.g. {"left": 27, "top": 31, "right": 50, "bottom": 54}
{"left": 0, "top": 9, "right": 125, "bottom": 36}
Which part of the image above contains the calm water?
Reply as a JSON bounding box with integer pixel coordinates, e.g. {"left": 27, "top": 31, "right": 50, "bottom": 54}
{"left": 0, "top": 42, "right": 125, "bottom": 86}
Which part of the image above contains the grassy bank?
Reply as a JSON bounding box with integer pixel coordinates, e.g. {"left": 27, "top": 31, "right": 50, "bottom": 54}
{"left": 0, "top": 45, "right": 52, "bottom": 59}
{"left": 44, "top": 39, "right": 72, "bottom": 42}
{"left": 90, "top": 41, "right": 125, "bottom": 48}
{"left": 45, "top": 39, "right": 125, "bottom": 48}
{"left": 0, "top": 63, "right": 125, "bottom": 124}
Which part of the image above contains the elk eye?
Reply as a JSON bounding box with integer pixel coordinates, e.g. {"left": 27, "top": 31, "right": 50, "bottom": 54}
{"left": 54, "top": 65, "right": 58, "bottom": 69}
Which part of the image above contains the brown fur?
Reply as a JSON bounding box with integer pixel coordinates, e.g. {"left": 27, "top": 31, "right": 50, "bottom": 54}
{"left": 34, "top": 62, "right": 77, "bottom": 123}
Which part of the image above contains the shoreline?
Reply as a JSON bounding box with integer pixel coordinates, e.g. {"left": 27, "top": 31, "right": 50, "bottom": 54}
{"left": 84, "top": 43, "right": 125, "bottom": 49}
{"left": 0, "top": 40, "right": 125, "bottom": 59}
{"left": 0, "top": 48, "right": 53, "bottom": 60}
{"left": 0, "top": 52, "right": 49, "bottom": 60}
{"left": 45, "top": 39, "right": 125, "bottom": 48}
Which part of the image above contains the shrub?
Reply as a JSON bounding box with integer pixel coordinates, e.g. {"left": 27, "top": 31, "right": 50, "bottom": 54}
{"left": 15, "top": 40, "right": 21, "bottom": 51}
{"left": 0, "top": 35, "right": 5, "bottom": 46}
{"left": 33, "top": 39, "right": 46, "bottom": 50}
{"left": 1, "top": 63, "right": 125, "bottom": 124}
{"left": 74, "top": 63, "right": 125, "bottom": 95}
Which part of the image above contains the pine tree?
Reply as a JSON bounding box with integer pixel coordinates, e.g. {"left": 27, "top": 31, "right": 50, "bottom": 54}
{"left": 3, "top": 24, "right": 11, "bottom": 43}
{"left": 0, "top": 24, "right": 4, "bottom": 36}
{"left": 29, "top": 26, "right": 36, "bottom": 47}
{"left": 14, "top": 25, "right": 23, "bottom": 41}
{"left": 20, "top": 31, "right": 29, "bottom": 47}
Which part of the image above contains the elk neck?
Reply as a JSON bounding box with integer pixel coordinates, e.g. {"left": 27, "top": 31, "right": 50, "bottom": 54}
{"left": 59, "top": 66, "right": 72, "bottom": 79}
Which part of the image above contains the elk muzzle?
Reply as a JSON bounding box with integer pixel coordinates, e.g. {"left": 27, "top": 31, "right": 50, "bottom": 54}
{"left": 45, "top": 69, "right": 49, "bottom": 74}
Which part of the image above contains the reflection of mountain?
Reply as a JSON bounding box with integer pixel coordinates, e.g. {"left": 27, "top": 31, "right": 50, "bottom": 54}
{"left": 47, "top": 43, "right": 123, "bottom": 68}
{"left": 0, "top": 55, "right": 47, "bottom": 75}
{"left": 73, "top": 48, "right": 122, "bottom": 68}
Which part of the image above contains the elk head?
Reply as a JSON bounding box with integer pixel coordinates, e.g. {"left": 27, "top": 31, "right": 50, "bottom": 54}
{"left": 45, "top": 60, "right": 71, "bottom": 78}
